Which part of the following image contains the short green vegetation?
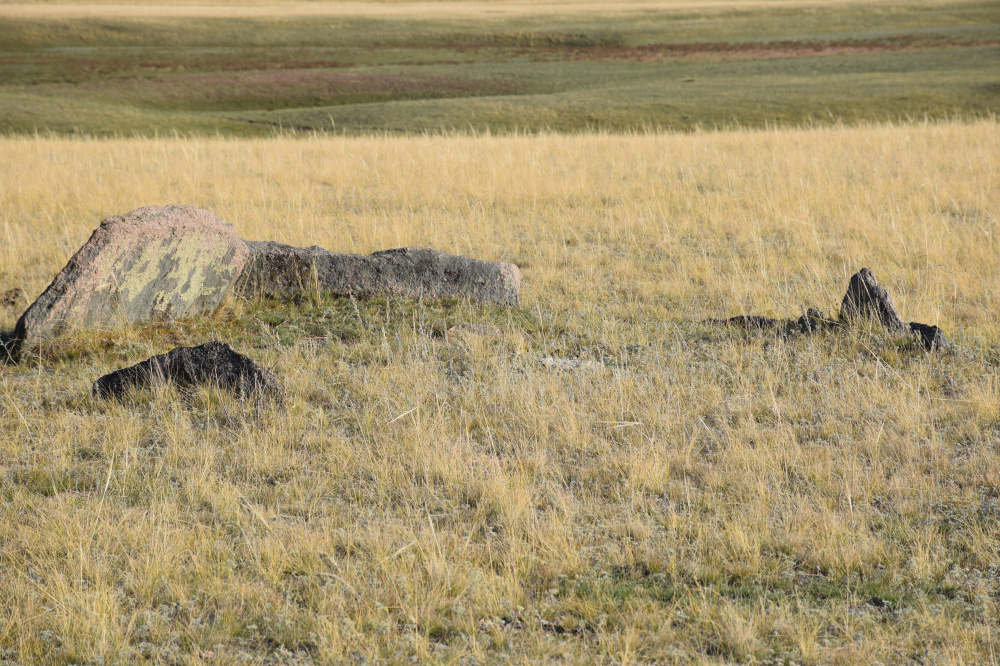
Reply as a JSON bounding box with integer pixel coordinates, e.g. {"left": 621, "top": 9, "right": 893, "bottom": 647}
{"left": 0, "top": 0, "right": 997, "bottom": 135}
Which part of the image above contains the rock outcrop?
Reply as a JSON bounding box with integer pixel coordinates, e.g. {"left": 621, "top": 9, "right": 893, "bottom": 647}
{"left": 11, "top": 206, "right": 522, "bottom": 359}
{"left": 14, "top": 206, "right": 249, "bottom": 352}
{"left": 839, "top": 267, "right": 908, "bottom": 333}
{"left": 710, "top": 269, "right": 948, "bottom": 351}
{"left": 93, "top": 340, "right": 282, "bottom": 402}
{"left": 235, "top": 242, "right": 520, "bottom": 307}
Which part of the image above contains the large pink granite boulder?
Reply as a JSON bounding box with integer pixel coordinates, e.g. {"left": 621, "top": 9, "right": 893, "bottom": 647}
{"left": 14, "top": 205, "right": 249, "bottom": 350}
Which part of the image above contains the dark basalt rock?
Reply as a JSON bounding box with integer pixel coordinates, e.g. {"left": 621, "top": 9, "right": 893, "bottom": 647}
{"left": 839, "top": 268, "right": 908, "bottom": 332}
{"left": 235, "top": 242, "right": 520, "bottom": 307}
{"left": 909, "top": 322, "right": 949, "bottom": 351}
{"left": 93, "top": 341, "right": 282, "bottom": 402}
{"left": 710, "top": 270, "right": 948, "bottom": 351}
{"left": 710, "top": 308, "right": 838, "bottom": 337}
{"left": 793, "top": 308, "right": 839, "bottom": 334}
{"left": 715, "top": 315, "right": 786, "bottom": 332}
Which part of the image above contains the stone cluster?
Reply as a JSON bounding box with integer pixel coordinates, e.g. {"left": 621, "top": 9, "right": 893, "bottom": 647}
{"left": 2, "top": 205, "right": 952, "bottom": 401}
{"left": 3, "top": 205, "right": 522, "bottom": 399}
{"left": 711, "top": 267, "right": 948, "bottom": 351}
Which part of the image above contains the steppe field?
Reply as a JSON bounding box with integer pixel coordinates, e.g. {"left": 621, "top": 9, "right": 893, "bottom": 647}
{"left": 2, "top": 1, "right": 1000, "bottom": 665}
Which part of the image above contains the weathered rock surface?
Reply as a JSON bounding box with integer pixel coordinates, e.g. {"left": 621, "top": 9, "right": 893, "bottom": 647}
{"left": 14, "top": 206, "right": 249, "bottom": 352}
{"left": 839, "top": 268, "right": 908, "bottom": 332}
{"left": 93, "top": 340, "right": 282, "bottom": 401}
{"left": 235, "top": 242, "right": 520, "bottom": 307}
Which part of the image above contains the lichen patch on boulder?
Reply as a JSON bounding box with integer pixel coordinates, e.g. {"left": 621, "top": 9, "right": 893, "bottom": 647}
{"left": 14, "top": 205, "right": 249, "bottom": 352}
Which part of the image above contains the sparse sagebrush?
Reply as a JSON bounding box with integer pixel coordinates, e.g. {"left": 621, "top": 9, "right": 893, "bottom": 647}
{"left": 1, "top": 121, "right": 998, "bottom": 663}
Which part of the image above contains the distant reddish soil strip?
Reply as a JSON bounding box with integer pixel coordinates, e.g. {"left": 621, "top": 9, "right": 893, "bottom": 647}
{"left": 526, "top": 36, "right": 1000, "bottom": 63}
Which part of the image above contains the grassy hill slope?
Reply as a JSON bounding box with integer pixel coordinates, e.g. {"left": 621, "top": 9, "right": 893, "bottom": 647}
{"left": 0, "top": 0, "right": 997, "bottom": 135}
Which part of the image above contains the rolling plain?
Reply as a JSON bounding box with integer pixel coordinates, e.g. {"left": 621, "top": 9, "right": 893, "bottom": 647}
{"left": 0, "top": 0, "right": 997, "bottom": 135}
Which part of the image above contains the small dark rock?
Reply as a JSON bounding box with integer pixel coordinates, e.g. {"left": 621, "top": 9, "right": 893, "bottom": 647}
{"left": 0, "top": 333, "right": 15, "bottom": 364}
{"left": 93, "top": 341, "right": 282, "bottom": 402}
{"left": 909, "top": 322, "right": 949, "bottom": 351}
{"left": 1, "top": 287, "right": 26, "bottom": 309}
{"left": 710, "top": 315, "right": 785, "bottom": 332}
{"left": 794, "top": 308, "right": 838, "bottom": 334}
{"left": 840, "top": 268, "right": 908, "bottom": 333}
{"left": 711, "top": 308, "right": 837, "bottom": 337}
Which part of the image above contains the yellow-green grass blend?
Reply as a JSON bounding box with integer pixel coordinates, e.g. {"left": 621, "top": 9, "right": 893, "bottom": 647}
{"left": 0, "top": 121, "right": 998, "bottom": 663}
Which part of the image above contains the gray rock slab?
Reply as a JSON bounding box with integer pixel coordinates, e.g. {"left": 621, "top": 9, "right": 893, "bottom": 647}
{"left": 93, "top": 340, "right": 282, "bottom": 402}
{"left": 14, "top": 205, "right": 249, "bottom": 351}
{"left": 235, "top": 242, "right": 520, "bottom": 307}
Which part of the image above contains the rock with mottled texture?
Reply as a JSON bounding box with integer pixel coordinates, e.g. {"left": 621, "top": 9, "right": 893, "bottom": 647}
{"left": 710, "top": 270, "right": 950, "bottom": 352}
{"left": 236, "top": 242, "right": 520, "bottom": 307}
{"left": 14, "top": 206, "right": 249, "bottom": 352}
{"left": 839, "top": 268, "right": 908, "bottom": 332}
{"left": 93, "top": 340, "right": 282, "bottom": 402}
{"left": 709, "top": 315, "right": 786, "bottom": 332}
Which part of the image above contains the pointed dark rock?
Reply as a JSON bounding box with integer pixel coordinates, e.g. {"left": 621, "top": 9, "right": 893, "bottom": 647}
{"left": 839, "top": 268, "right": 908, "bottom": 333}
{"left": 93, "top": 341, "right": 282, "bottom": 402}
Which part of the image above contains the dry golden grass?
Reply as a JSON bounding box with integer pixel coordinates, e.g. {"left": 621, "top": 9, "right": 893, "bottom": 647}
{"left": 0, "top": 121, "right": 999, "bottom": 663}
